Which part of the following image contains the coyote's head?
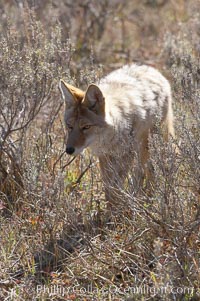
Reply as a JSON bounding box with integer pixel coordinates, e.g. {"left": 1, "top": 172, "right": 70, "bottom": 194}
{"left": 59, "top": 80, "right": 106, "bottom": 156}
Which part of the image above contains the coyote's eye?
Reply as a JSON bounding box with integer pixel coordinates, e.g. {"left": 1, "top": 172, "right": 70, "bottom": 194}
{"left": 67, "top": 124, "right": 73, "bottom": 130}
{"left": 82, "top": 125, "right": 91, "bottom": 130}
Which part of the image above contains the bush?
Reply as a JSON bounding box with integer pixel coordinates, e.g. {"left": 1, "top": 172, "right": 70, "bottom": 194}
{"left": 0, "top": 1, "right": 199, "bottom": 301}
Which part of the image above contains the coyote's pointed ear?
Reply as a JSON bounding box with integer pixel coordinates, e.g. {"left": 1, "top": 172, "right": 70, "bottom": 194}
{"left": 59, "top": 80, "right": 76, "bottom": 108}
{"left": 59, "top": 80, "right": 85, "bottom": 107}
{"left": 82, "top": 84, "right": 105, "bottom": 115}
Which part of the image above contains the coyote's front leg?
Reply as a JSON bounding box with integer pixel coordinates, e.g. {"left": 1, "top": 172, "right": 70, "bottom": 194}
{"left": 99, "top": 154, "right": 130, "bottom": 211}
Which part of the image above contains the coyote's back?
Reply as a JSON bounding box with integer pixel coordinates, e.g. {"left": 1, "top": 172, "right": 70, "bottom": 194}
{"left": 90, "top": 64, "right": 174, "bottom": 154}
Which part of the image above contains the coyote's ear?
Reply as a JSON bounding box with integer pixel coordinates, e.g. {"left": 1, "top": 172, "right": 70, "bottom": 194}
{"left": 59, "top": 80, "right": 76, "bottom": 107}
{"left": 83, "top": 84, "right": 105, "bottom": 115}
{"left": 59, "top": 80, "right": 85, "bottom": 107}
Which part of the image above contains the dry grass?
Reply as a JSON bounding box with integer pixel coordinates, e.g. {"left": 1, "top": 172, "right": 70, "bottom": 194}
{"left": 0, "top": 1, "right": 199, "bottom": 300}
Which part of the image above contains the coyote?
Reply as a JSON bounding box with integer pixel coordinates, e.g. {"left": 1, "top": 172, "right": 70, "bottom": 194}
{"left": 59, "top": 64, "right": 175, "bottom": 208}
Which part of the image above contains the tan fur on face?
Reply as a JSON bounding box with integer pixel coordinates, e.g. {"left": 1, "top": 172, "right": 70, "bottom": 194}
{"left": 63, "top": 97, "right": 106, "bottom": 153}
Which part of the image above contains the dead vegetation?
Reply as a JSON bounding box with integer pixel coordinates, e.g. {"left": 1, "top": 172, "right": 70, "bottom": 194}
{"left": 0, "top": 1, "right": 199, "bottom": 300}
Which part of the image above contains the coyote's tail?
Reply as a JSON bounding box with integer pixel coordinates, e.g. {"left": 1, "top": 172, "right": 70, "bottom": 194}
{"left": 163, "top": 96, "right": 175, "bottom": 141}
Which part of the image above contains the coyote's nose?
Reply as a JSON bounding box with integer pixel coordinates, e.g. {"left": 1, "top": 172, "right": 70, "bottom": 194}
{"left": 66, "top": 146, "right": 75, "bottom": 155}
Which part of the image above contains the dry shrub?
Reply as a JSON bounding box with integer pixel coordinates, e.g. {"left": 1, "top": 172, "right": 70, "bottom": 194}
{"left": 0, "top": 1, "right": 200, "bottom": 301}
{"left": 0, "top": 9, "right": 72, "bottom": 212}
